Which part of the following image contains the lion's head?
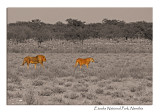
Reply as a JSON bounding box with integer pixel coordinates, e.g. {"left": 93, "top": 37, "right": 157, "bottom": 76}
{"left": 90, "top": 58, "right": 95, "bottom": 62}
{"left": 43, "top": 56, "right": 46, "bottom": 62}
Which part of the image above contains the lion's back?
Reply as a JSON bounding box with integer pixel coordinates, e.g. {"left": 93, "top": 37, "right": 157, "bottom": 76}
{"left": 24, "top": 56, "right": 30, "bottom": 62}
{"left": 76, "top": 58, "right": 87, "bottom": 64}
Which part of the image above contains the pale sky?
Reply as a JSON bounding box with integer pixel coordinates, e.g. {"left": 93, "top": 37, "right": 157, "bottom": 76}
{"left": 7, "top": 8, "right": 152, "bottom": 24}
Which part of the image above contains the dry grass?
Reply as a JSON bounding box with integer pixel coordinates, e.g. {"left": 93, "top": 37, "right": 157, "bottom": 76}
{"left": 7, "top": 52, "right": 152, "bottom": 105}
{"left": 32, "top": 80, "right": 44, "bottom": 86}
{"left": 38, "top": 90, "right": 53, "bottom": 96}
{"left": 112, "top": 98, "right": 125, "bottom": 105}
{"left": 8, "top": 38, "right": 152, "bottom": 53}
{"left": 64, "top": 93, "right": 79, "bottom": 99}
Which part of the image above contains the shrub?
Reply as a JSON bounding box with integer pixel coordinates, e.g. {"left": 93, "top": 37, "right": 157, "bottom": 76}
{"left": 52, "top": 87, "right": 66, "bottom": 94}
{"left": 92, "top": 100, "right": 102, "bottom": 105}
{"left": 7, "top": 85, "right": 15, "bottom": 91}
{"left": 147, "top": 83, "right": 152, "bottom": 87}
{"left": 86, "top": 93, "right": 96, "bottom": 100}
{"left": 95, "top": 89, "right": 104, "bottom": 94}
{"left": 14, "top": 92, "right": 23, "bottom": 98}
{"left": 73, "top": 84, "right": 88, "bottom": 92}
{"left": 7, "top": 92, "right": 14, "bottom": 99}
{"left": 130, "top": 87, "right": 136, "bottom": 92}
{"left": 25, "top": 90, "right": 35, "bottom": 105}
{"left": 64, "top": 93, "right": 79, "bottom": 99}
{"left": 65, "top": 82, "right": 72, "bottom": 87}
{"left": 32, "top": 80, "right": 44, "bottom": 86}
{"left": 112, "top": 91, "right": 124, "bottom": 98}
{"left": 38, "top": 90, "right": 53, "bottom": 96}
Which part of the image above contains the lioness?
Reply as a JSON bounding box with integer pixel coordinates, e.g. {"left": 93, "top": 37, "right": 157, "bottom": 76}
{"left": 75, "top": 57, "right": 94, "bottom": 69}
{"left": 22, "top": 55, "right": 46, "bottom": 69}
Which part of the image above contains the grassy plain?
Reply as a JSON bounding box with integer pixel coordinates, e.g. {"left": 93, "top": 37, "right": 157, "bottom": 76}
{"left": 7, "top": 52, "right": 152, "bottom": 105}
{"left": 8, "top": 38, "right": 152, "bottom": 53}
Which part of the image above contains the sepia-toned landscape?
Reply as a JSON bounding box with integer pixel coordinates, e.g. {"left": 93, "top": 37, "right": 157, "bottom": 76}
{"left": 7, "top": 8, "right": 152, "bottom": 105}
{"left": 7, "top": 39, "right": 152, "bottom": 105}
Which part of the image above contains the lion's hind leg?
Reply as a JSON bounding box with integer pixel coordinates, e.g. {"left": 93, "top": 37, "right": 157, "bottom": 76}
{"left": 75, "top": 61, "right": 79, "bottom": 68}
{"left": 27, "top": 63, "right": 30, "bottom": 69}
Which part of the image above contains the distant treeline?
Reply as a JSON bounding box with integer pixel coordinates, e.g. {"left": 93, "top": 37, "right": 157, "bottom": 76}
{"left": 7, "top": 18, "right": 152, "bottom": 45}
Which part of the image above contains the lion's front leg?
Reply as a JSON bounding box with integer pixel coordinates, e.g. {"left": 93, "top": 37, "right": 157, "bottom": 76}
{"left": 40, "top": 63, "right": 44, "bottom": 69}
{"left": 86, "top": 64, "right": 88, "bottom": 68}
{"left": 35, "top": 64, "right": 37, "bottom": 69}
{"left": 27, "top": 63, "right": 29, "bottom": 69}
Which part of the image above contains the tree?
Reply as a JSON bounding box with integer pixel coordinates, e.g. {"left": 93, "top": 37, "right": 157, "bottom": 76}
{"left": 35, "top": 27, "right": 52, "bottom": 47}
{"left": 31, "top": 19, "right": 41, "bottom": 24}
{"left": 102, "top": 19, "right": 124, "bottom": 25}
{"left": 55, "top": 21, "right": 64, "bottom": 26}
{"left": 144, "top": 28, "right": 152, "bottom": 40}
{"left": 7, "top": 25, "right": 33, "bottom": 44}
{"left": 66, "top": 18, "right": 85, "bottom": 27}
{"left": 7, "top": 18, "right": 152, "bottom": 47}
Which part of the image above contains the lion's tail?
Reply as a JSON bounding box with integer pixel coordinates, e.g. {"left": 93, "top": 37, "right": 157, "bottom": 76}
{"left": 21, "top": 62, "right": 25, "bottom": 66}
{"left": 21, "top": 60, "right": 26, "bottom": 66}
{"left": 75, "top": 61, "right": 78, "bottom": 68}
{"left": 73, "top": 62, "right": 78, "bottom": 75}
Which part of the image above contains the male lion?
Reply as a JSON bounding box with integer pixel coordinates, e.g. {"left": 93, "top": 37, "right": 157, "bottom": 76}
{"left": 75, "top": 57, "right": 94, "bottom": 69}
{"left": 22, "top": 55, "right": 46, "bottom": 69}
